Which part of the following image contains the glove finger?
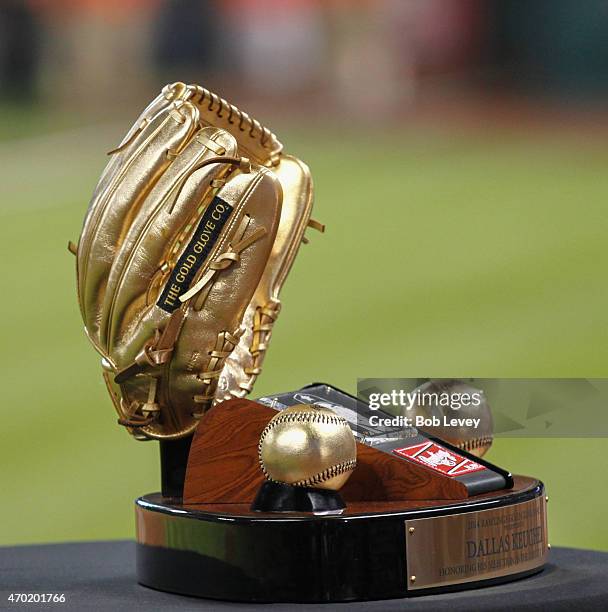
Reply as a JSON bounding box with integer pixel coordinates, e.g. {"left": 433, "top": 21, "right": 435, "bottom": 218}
{"left": 82, "top": 84, "right": 189, "bottom": 241}
{"left": 102, "top": 127, "right": 238, "bottom": 357}
{"left": 219, "top": 154, "right": 314, "bottom": 399}
{"left": 79, "top": 101, "right": 200, "bottom": 349}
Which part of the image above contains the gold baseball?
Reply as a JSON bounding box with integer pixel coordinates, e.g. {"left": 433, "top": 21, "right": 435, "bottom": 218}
{"left": 258, "top": 405, "right": 357, "bottom": 490}
{"left": 408, "top": 379, "right": 493, "bottom": 457}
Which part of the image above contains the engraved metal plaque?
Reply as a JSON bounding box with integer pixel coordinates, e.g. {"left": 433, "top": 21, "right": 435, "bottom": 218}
{"left": 405, "top": 496, "right": 548, "bottom": 590}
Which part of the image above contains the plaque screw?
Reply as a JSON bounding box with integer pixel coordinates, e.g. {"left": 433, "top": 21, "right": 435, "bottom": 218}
{"left": 408, "top": 527, "right": 415, "bottom": 535}
{"left": 545, "top": 496, "right": 549, "bottom": 503}
{"left": 410, "top": 575, "right": 416, "bottom": 583}
{"left": 548, "top": 543, "right": 551, "bottom": 550}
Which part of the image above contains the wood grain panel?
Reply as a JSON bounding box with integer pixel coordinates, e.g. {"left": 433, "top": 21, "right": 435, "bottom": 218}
{"left": 183, "top": 399, "right": 468, "bottom": 504}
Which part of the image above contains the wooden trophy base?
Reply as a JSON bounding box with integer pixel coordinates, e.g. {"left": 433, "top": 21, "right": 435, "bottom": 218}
{"left": 135, "top": 475, "right": 548, "bottom": 602}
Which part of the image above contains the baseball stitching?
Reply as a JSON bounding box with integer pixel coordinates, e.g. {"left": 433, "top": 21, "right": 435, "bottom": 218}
{"left": 457, "top": 435, "right": 493, "bottom": 453}
{"left": 292, "top": 458, "right": 357, "bottom": 488}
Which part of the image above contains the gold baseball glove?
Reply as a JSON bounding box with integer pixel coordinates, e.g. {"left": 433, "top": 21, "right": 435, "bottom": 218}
{"left": 71, "top": 82, "right": 322, "bottom": 440}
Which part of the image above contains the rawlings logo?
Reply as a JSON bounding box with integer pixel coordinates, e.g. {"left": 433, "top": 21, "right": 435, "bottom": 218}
{"left": 393, "top": 442, "right": 486, "bottom": 477}
{"left": 419, "top": 448, "right": 458, "bottom": 468}
{"left": 157, "top": 197, "right": 233, "bottom": 312}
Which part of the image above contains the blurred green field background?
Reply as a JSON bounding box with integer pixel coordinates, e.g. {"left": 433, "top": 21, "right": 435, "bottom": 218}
{"left": 1, "top": 105, "right": 607, "bottom": 551}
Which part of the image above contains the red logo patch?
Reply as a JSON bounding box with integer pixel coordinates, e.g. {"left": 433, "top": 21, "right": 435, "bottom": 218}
{"left": 393, "top": 442, "right": 485, "bottom": 477}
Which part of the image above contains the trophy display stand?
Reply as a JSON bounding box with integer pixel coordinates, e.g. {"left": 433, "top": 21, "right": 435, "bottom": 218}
{"left": 135, "top": 395, "right": 549, "bottom": 603}
{"left": 250, "top": 480, "right": 347, "bottom": 513}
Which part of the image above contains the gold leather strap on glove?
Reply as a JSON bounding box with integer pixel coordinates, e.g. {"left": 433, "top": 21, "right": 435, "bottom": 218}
{"left": 73, "top": 82, "right": 323, "bottom": 440}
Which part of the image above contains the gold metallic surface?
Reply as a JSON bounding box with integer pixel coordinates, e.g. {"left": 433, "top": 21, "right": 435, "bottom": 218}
{"left": 405, "top": 495, "right": 548, "bottom": 590}
{"left": 217, "top": 155, "right": 315, "bottom": 401}
{"left": 75, "top": 83, "right": 317, "bottom": 440}
{"left": 258, "top": 405, "right": 357, "bottom": 490}
{"left": 407, "top": 379, "right": 494, "bottom": 457}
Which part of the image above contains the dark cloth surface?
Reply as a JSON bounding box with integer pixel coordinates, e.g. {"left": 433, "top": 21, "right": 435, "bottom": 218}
{"left": 0, "top": 541, "right": 606, "bottom": 611}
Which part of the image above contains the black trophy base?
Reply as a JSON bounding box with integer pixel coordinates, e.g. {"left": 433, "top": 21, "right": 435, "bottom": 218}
{"left": 135, "top": 476, "right": 548, "bottom": 603}
{"left": 251, "top": 480, "right": 345, "bottom": 514}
